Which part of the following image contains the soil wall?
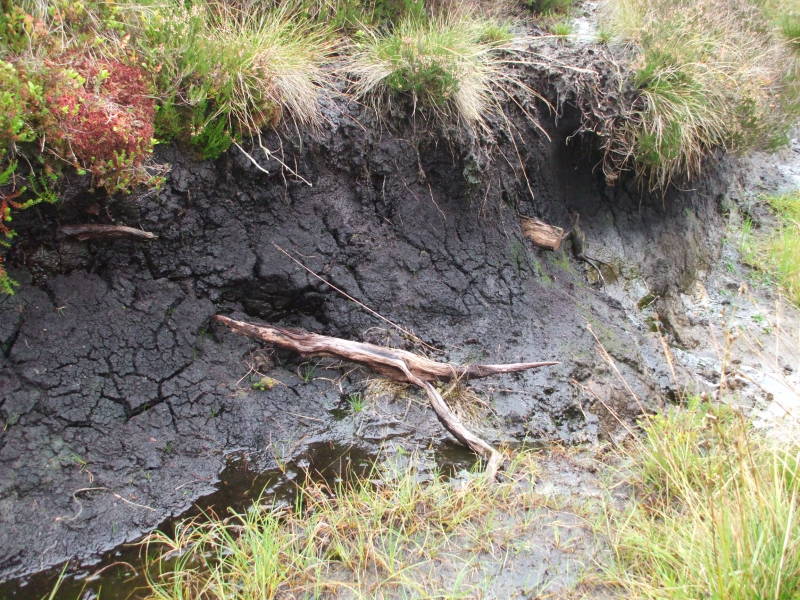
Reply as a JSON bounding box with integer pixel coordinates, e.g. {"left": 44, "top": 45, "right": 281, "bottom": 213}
{"left": 0, "top": 61, "right": 728, "bottom": 582}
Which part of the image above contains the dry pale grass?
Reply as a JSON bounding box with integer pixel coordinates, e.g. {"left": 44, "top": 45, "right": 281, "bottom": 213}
{"left": 604, "top": 0, "right": 800, "bottom": 190}
{"left": 346, "top": 5, "right": 545, "bottom": 133}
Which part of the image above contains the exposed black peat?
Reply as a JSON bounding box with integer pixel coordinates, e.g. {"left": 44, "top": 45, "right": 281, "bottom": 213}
{"left": 0, "top": 40, "right": 731, "bottom": 591}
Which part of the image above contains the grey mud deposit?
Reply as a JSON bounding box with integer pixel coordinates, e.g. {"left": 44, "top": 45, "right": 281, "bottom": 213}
{"left": 0, "top": 42, "right": 729, "bottom": 592}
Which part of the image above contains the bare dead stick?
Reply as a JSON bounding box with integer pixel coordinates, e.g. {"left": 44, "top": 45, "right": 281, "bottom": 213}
{"left": 59, "top": 224, "right": 157, "bottom": 241}
{"left": 213, "top": 315, "right": 557, "bottom": 479}
{"left": 213, "top": 315, "right": 557, "bottom": 383}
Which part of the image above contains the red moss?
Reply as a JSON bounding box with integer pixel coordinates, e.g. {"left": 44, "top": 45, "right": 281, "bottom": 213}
{"left": 0, "top": 187, "right": 24, "bottom": 238}
{"left": 45, "top": 55, "right": 155, "bottom": 190}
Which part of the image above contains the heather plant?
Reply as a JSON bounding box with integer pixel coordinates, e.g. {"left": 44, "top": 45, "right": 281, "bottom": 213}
{"left": 43, "top": 55, "right": 157, "bottom": 192}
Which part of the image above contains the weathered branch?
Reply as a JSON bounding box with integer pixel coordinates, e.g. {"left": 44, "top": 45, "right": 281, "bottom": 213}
{"left": 213, "top": 315, "right": 556, "bottom": 383}
{"left": 213, "top": 315, "right": 558, "bottom": 479}
{"left": 519, "top": 216, "right": 564, "bottom": 251}
{"left": 59, "top": 224, "right": 157, "bottom": 241}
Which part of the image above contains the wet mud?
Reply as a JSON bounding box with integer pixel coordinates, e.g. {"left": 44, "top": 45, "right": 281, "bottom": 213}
{"left": 0, "top": 41, "right": 731, "bottom": 590}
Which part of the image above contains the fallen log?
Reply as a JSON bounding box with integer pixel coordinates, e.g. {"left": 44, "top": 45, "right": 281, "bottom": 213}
{"left": 59, "top": 224, "right": 157, "bottom": 241}
{"left": 213, "top": 315, "right": 558, "bottom": 479}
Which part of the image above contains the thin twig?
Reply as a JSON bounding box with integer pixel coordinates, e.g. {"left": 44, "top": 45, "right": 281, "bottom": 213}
{"left": 56, "top": 487, "right": 156, "bottom": 523}
{"left": 273, "top": 242, "right": 438, "bottom": 353}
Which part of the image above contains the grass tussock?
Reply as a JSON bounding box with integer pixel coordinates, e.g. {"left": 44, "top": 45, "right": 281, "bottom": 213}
{"left": 143, "top": 451, "right": 541, "bottom": 600}
{"left": 604, "top": 0, "right": 800, "bottom": 190}
{"left": 134, "top": 2, "right": 334, "bottom": 159}
{"left": 524, "top": 0, "right": 576, "bottom": 15}
{"left": 742, "top": 190, "right": 800, "bottom": 305}
{"left": 604, "top": 398, "right": 800, "bottom": 599}
{"left": 294, "top": 0, "right": 427, "bottom": 31}
{"left": 346, "top": 7, "right": 533, "bottom": 132}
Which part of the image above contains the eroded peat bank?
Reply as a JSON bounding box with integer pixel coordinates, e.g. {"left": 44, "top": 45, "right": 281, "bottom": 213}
{"left": 1, "top": 0, "right": 799, "bottom": 598}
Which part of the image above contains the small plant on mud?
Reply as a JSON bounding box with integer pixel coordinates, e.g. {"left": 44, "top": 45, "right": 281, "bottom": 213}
{"left": 251, "top": 376, "right": 280, "bottom": 391}
{"left": 550, "top": 21, "right": 572, "bottom": 38}
{"left": 347, "top": 392, "right": 365, "bottom": 412}
{"left": 596, "top": 29, "right": 613, "bottom": 44}
{"left": 298, "top": 361, "right": 318, "bottom": 383}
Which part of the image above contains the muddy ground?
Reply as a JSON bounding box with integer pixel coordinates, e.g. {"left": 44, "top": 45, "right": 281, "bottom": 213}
{"left": 0, "top": 34, "right": 744, "bottom": 595}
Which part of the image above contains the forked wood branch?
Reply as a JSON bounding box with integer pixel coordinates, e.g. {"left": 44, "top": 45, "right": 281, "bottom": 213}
{"left": 214, "top": 315, "right": 558, "bottom": 479}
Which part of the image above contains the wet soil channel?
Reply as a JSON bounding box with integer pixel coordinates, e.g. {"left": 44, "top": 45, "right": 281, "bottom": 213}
{"left": 1, "top": 441, "right": 478, "bottom": 599}
{"left": 0, "top": 41, "right": 741, "bottom": 595}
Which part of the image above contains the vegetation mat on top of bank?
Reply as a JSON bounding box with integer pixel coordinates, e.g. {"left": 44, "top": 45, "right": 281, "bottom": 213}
{"left": 1, "top": 0, "right": 799, "bottom": 295}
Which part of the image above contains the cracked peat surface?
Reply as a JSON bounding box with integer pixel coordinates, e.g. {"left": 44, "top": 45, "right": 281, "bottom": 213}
{"left": 0, "top": 56, "right": 738, "bottom": 590}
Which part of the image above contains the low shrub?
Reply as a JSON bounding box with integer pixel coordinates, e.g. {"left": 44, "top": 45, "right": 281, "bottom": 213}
{"left": 0, "top": 1, "right": 161, "bottom": 292}
{"left": 45, "top": 55, "right": 157, "bottom": 192}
